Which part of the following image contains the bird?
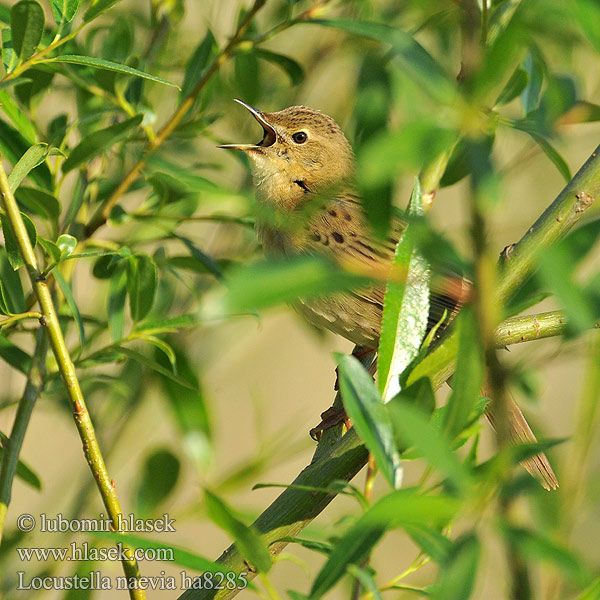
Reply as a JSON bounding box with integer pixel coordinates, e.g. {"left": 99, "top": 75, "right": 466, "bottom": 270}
{"left": 219, "top": 98, "right": 558, "bottom": 491}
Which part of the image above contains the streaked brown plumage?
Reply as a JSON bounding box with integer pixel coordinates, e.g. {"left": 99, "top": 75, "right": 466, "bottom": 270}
{"left": 220, "top": 99, "right": 558, "bottom": 490}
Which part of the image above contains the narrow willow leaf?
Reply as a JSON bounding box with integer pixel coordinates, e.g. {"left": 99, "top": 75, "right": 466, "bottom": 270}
{"left": 404, "top": 524, "right": 452, "bottom": 565}
{"left": 255, "top": 49, "right": 304, "bottom": 85}
{"left": 222, "top": 255, "right": 370, "bottom": 314}
{"left": 0, "top": 247, "right": 25, "bottom": 313}
{"left": 50, "top": 0, "right": 80, "bottom": 25}
{"left": 45, "top": 55, "right": 180, "bottom": 89}
{"left": 521, "top": 49, "right": 545, "bottom": 115}
{"left": 528, "top": 132, "right": 571, "bottom": 182}
{"left": 108, "top": 265, "right": 126, "bottom": 341}
{"left": 443, "top": 309, "right": 484, "bottom": 439}
{"left": 574, "top": 578, "right": 600, "bottom": 600}
{"left": 406, "top": 331, "right": 458, "bottom": 388}
{"left": 115, "top": 346, "right": 196, "bottom": 390}
{"left": 38, "top": 237, "right": 61, "bottom": 262}
{"left": 62, "top": 115, "right": 143, "bottom": 173}
{"left": 204, "top": 489, "right": 271, "bottom": 573}
{"left": 181, "top": 29, "right": 216, "bottom": 98}
{"left": 310, "top": 489, "right": 459, "bottom": 598}
{"left": 135, "top": 448, "right": 180, "bottom": 518}
{"left": 16, "top": 187, "right": 60, "bottom": 219}
{"left": 433, "top": 533, "right": 480, "bottom": 600}
{"left": 308, "top": 19, "right": 455, "bottom": 105}
{"left": 1, "top": 212, "right": 37, "bottom": 270}
{"left": 0, "top": 438, "right": 42, "bottom": 490}
{"left": 54, "top": 267, "right": 85, "bottom": 348}
{"left": 503, "top": 526, "right": 588, "bottom": 585}
{"left": 83, "top": 0, "right": 124, "bottom": 22}
{"left": 336, "top": 353, "right": 403, "bottom": 489}
{"left": 8, "top": 143, "right": 49, "bottom": 192}
{"left": 10, "top": 0, "right": 44, "bottom": 61}
{"left": 126, "top": 254, "right": 157, "bottom": 322}
{"left": 495, "top": 67, "right": 528, "bottom": 106}
{"left": 0, "top": 90, "right": 37, "bottom": 144}
{"left": 0, "top": 336, "right": 31, "bottom": 373}
{"left": 388, "top": 396, "right": 472, "bottom": 493}
{"left": 378, "top": 178, "right": 430, "bottom": 401}
{"left": 89, "top": 530, "right": 230, "bottom": 573}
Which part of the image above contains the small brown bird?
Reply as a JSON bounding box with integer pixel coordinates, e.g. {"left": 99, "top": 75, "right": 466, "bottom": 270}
{"left": 220, "top": 99, "right": 558, "bottom": 490}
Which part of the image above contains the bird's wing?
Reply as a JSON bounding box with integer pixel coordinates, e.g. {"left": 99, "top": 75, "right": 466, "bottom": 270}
{"left": 303, "top": 194, "right": 464, "bottom": 333}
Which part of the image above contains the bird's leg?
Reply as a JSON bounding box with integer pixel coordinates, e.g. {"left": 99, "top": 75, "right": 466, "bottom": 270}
{"left": 310, "top": 346, "right": 377, "bottom": 441}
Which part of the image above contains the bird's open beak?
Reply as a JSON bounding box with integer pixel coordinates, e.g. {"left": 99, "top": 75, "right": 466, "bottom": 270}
{"left": 218, "top": 99, "right": 277, "bottom": 151}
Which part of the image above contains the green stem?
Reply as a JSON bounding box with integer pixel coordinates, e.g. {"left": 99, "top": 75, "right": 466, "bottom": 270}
{"left": 0, "top": 311, "right": 42, "bottom": 329}
{"left": 0, "top": 328, "right": 48, "bottom": 544}
{"left": 0, "top": 160, "right": 145, "bottom": 599}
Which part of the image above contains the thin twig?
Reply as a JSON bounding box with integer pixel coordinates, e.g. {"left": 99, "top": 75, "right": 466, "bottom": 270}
{"left": 0, "top": 160, "right": 145, "bottom": 599}
{"left": 0, "top": 328, "right": 48, "bottom": 544}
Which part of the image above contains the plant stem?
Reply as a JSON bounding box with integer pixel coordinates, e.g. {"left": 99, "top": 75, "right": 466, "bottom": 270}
{"left": 175, "top": 143, "right": 600, "bottom": 600}
{"left": 0, "top": 311, "right": 42, "bottom": 329}
{"left": 83, "top": 0, "right": 268, "bottom": 238}
{"left": 0, "top": 160, "right": 145, "bottom": 599}
{"left": 0, "top": 328, "right": 48, "bottom": 545}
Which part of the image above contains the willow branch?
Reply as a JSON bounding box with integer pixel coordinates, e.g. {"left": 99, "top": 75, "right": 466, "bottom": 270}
{"left": 177, "top": 143, "right": 600, "bottom": 600}
{"left": 0, "top": 161, "right": 144, "bottom": 599}
{"left": 0, "top": 328, "right": 48, "bottom": 544}
{"left": 83, "top": 0, "right": 268, "bottom": 238}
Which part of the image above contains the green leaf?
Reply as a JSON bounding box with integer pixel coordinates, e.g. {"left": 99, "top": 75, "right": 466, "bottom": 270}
{"left": 537, "top": 246, "right": 595, "bottom": 335}
{"left": 156, "top": 348, "right": 212, "bottom": 468}
{"left": 88, "top": 530, "right": 232, "bottom": 574}
{"left": 433, "top": 533, "right": 480, "bottom": 600}
{"left": 15, "top": 187, "right": 60, "bottom": 220}
{"left": 176, "top": 235, "right": 224, "bottom": 280}
{"left": 1, "top": 212, "right": 37, "bottom": 270}
{"left": 115, "top": 346, "right": 197, "bottom": 390}
{"left": 57, "top": 233, "right": 77, "bottom": 258}
{"left": 126, "top": 254, "right": 157, "bottom": 322}
{"left": 575, "top": 0, "right": 600, "bottom": 52}
{"left": 310, "top": 489, "right": 459, "bottom": 598}
{"left": 336, "top": 353, "right": 403, "bottom": 489}
{"left": 181, "top": 29, "right": 216, "bottom": 98}
{"left": 387, "top": 396, "right": 472, "bottom": 493}
{"left": 0, "top": 247, "right": 25, "bottom": 313}
{"left": 529, "top": 132, "right": 571, "bottom": 182}
{"left": 204, "top": 489, "right": 271, "bottom": 573}
{"left": 406, "top": 330, "right": 458, "bottom": 388}
{"left": 50, "top": 0, "right": 80, "bottom": 25}
{"left": 575, "top": 578, "right": 600, "bottom": 600}
{"left": 0, "top": 437, "right": 42, "bottom": 490}
{"left": 10, "top": 0, "right": 44, "bottom": 62}
{"left": 8, "top": 144, "right": 50, "bottom": 193}
{"left": 404, "top": 524, "right": 452, "bottom": 565}
{"left": 378, "top": 180, "right": 430, "bottom": 401}
{"left": 62, "top": 114, "right": 143, "bottom": 173}
{"left": 135, "top": 448, "right": 180, "bottom": 518}
{"left": 83, "top": 0, "right": 124, "bottom": 22}
{"left": 495, "top": 67, "right": 528, "bottom": 106}
{"left": 54, "top": 267, "right": 85, "bottom": 348}
{"left": 38, "top": 237, "right": 61, "bottom": 262}
{"left": 0, "top": 89, "right": 37, "bottom": 144}
{"left": 45, "top": 55, "right": 180, "bottom": 89}
{"left": 255, "top": 49, "right": 304, "bottom": 85}
{"left": 108, "top": 265, "right": 126, "bottom": 342}
{"left": 503, "top": 526, "right": 588, "bottom": 585}
{"left": 223, "top": 255, "right": 370, "bottom": 314}
{"left": 521, "top": 49, "right": 545, "bottom": 115}
{"left": 308, "top": 19, "right": 455, "bottom": 105}
{"left": 0, "top": 336, "right": 31, "bottom": 373}
{"left": 443, "top": 309, "right": 484, "bottom": 439}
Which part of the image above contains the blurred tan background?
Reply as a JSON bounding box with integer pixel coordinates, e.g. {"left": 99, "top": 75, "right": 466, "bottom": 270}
{"left": 2, "top": 1, "right": 600, "bottom": 598}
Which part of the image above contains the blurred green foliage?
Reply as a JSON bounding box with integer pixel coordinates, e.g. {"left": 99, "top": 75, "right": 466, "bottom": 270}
{"left": 0, "top": 0, "right": 599, "bottom": 599}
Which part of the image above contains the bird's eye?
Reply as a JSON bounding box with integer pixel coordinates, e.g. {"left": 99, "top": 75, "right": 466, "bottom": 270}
{"left": 292, "top": 131, "right": 307, "bottom": 144}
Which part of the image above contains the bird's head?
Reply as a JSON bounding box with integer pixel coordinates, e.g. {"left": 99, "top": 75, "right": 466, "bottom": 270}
{"left": 219, "top": 99, "right": 354, "bottom": 210}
